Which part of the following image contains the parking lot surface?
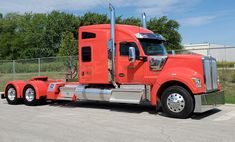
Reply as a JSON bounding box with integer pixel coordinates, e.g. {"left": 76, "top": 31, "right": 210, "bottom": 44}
{"left": 0, "top": 99, "right": 235, "bottom": 142}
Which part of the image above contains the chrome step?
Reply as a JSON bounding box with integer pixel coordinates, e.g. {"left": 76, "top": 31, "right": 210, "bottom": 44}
{"left": 110, "top": 88, "right": 144, "bottom": 104}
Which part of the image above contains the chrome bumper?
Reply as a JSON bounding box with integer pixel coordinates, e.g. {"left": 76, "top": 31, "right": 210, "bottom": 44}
{"left": 194, "top": 91, "right": 225, "bottom": 113}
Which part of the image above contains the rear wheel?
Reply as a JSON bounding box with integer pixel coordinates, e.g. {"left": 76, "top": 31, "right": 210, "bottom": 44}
{"left": 5, "top": 85, "right": 19, "bottom": 105}
{"left": 23, "top": 85, "right": 38, "bottom": 106}
{"left": 161, "top": 86, "right": 194, "bottom": 118}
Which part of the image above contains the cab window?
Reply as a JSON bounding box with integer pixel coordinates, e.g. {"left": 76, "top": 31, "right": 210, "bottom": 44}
{"left": 139, "top": 39, "right": 167, "bottom": 56}
{"left": 119, "top": 42, "right": 140, "bottom": 59}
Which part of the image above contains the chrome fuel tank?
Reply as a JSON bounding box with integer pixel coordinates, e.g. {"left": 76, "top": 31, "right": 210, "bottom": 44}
{"left": 75, "top": 86, "right": 112, "bottom": 101}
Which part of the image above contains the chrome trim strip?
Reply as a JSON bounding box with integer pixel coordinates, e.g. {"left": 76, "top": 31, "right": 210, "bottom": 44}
{"left": 145, "top": 85, "right": 151, "bottom": 101}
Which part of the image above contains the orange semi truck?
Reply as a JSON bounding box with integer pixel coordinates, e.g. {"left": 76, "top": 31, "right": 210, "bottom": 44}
{"left": 1, "top": 4, "right": 224, "bottom": 118}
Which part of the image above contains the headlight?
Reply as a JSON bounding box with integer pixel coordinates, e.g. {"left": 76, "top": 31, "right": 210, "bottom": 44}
{"left": 192, "top": 78, "right": 202, "bottom": 88}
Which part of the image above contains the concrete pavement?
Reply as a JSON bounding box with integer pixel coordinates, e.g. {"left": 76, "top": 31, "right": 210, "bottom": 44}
{"left": 0, "top": 99, "right": 235, "bottom": 142}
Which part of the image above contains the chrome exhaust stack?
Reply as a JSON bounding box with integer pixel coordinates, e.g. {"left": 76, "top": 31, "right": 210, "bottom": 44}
{"left": 109, "top": 3, "right": 118, "bottom": 88}
{"left": 141, "top": 12, "right": 147, "bottom": 29}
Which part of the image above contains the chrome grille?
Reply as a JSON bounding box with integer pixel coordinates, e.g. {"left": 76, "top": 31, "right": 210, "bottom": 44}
{"left": 203, "top": 56, "right": 218, "bottom": 92}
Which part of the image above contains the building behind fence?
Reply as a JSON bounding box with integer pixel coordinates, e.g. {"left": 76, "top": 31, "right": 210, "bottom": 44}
{"left": 183, "top": 43, "right": 235, "bottom": 62}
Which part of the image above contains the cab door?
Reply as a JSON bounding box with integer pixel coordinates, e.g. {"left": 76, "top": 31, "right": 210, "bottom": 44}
{"left": 116, "top": 41, "right": 145, "bottom": 84}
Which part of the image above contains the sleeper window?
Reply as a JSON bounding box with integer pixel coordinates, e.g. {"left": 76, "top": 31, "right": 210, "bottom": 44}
{"left": 82, "top": 47, "right": 91, "bottom": 62}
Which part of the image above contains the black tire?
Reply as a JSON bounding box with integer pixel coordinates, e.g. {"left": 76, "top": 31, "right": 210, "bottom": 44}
{"left": 161, "top": 86, "right": 194, "bottom": 118}
{"left": 5, "top": 84, "right": 20, "bottom": 105}
{"left": 23, "top": 85, "right": 38, "bottom": 106}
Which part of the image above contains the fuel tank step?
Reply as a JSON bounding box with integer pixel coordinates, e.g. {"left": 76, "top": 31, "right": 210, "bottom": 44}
{"left": 110, "top": 88, "right": 144, "bottom": 104}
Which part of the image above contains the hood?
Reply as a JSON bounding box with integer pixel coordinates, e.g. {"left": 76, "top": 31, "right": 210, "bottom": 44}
{"left": 149, "top": 54, "right": 204, "bottom": 71}
{"left": 167, "top": 54, "right": 204, "bottom": 60}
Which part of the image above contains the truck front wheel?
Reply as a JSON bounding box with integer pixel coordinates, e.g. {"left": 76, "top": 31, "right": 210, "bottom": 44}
{"left": 23, "top": 85, "right": 38, "bottom": 106}
{"left": 5, "top": 85, "right": 20, "bottom": 105}
{"left": 161, "top": 86, "right": 194, "bottom": 118}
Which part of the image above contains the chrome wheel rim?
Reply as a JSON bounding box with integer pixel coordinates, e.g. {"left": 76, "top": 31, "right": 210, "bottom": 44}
{"left": 167, "top": 93, "right": 185, "bottom": 113}
{"left": 25, "top": 88, "right": 35, "bottom": 102}
{"left": 7, "top": 88, "right": 16, "bottom": 101}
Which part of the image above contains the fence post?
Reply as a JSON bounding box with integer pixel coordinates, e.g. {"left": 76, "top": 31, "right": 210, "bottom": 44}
{"left": 38, "top": 58, "right": 41, "bottom": 76}
{"left": 225, "top": 47, "right": 227, "bottom": 62}
{"left": 69, "top": 56, "right": 72, "bottom": 68}
{"left": 13, "top": 60, "right": 15, "bottom": 80}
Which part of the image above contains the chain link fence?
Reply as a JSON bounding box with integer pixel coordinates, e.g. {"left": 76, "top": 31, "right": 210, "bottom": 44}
{"left": 0, "top": 47, "right": 235, "bottom": 103}
{"left": 0, "top": 56, "right": 78, "bottom": 91}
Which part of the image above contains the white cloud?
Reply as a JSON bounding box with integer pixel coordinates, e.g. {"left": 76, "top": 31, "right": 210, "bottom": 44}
{"left": 180, "top": 16, "right": 216, "bottom": 26}
{"left": 0, "top": 0, "right": 200, "bottom": 16}
{"left": 106, "top": 0, "right": 201, "bottom": 16}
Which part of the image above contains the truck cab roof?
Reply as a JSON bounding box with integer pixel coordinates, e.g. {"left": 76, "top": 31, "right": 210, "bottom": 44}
{"left": 79, "top": 24, "right": 153, "bottom": 36}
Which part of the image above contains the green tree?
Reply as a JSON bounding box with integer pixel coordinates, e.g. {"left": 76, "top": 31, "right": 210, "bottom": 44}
{"left": 0, "top": 13, "right": 23, "bottom": 60}
{"left": 0, "top": 11, "right": 81, "bottom": 59}
{"left": 58, "top": 32, "right": 78, "bottom": 56}
{"left": 80, "top": 12, "right": 109, "bottom": 26}
{"left": 120, "top": 17, "right": 141, "bottom": 26}
{"left": 148, "top": 16, "right": 182, "bottom": 50}
{"left": 19, "top": 13, "right": 49, "bottom": 58}
{"left": 0, "top": 11, "right": 182, "bottom": 60}
{"left": 43, "top": 11, "right": 80, "bottom": 57}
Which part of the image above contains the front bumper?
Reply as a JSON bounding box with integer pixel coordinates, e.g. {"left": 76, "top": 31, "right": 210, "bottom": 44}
{"left": 194, "top": 90, "right": 225, "bottom": 113}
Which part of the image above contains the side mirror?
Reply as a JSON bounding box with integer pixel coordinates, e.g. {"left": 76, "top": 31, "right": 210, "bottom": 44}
{"left": 129, "top": 47, "right": 136, "bottom": 63}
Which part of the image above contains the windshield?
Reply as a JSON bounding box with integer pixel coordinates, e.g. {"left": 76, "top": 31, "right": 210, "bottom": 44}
{"left": 139, "top": 39, "right": 167, "bottom": 56}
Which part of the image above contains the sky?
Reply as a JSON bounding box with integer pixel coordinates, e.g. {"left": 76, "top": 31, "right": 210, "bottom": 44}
{"left": 0, "top": 0, "right": 235, "bottom": 46}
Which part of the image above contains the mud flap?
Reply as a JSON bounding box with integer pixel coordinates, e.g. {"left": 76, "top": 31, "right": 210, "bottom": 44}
{"left": 1, "top": 93, "right": 5, "bottom": 99}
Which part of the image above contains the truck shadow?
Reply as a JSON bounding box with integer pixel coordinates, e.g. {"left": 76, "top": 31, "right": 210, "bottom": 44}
{"left": 155, "top": 109, "right": 221, "bottom": 119}
{"left": 47, "top": 100, "right": 221, "bottom": 118}
{"left": 191, "top": 109, "right": 221, "bottom": 120}
{"left": 48, "top": 100, "right": 156, "bottom": 114}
